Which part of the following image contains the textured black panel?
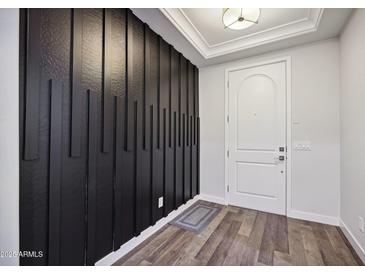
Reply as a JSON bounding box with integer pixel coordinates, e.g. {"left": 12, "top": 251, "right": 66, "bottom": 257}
{"left": 191, "top": 117, "right": 197, "bottom": 198}
{"left": 48, "top": 79, "right": 63, "bottom": 266}
{"left": 20, "top": 8, "right": 199, "bottom": 266}
{"left": 194, "top": 67, "right": 199, "bottom": 113}
{"left": 197, "top": 117, "right": 200, "bottom": 195}
{"left": 159, "top": 38, "right": 170, "bottom": 150}
{"left": 111, "top": 8, "right": 127, "bottom": 251}
{"left": 184, "top": 120, "right": 191, "bottom": 202}
{"left": 143, "top": 24, "right": 150, "bottom": 151}
{"left": 70, "top": 8, "right": 83, "bottom": 157}
{"left": 163, "top": 108, "right": 175, "bottom": 215}
{"left": 24, "top": 8, "right": 41, "bottom": 160}
{"left": 102, "top": 8, "right": 113, "bottom": 153}
{"left": 180, "top": 55, "right": 187, "bottom": 147}
{"left": 55, "top": 8, "right": 86, "bottom": 265}
{"left": 86, "top": 90, "right": 98, "bottom": 265}
{"left": 174, "top": 114, "right": 183, "bottom": 207}
{"left": 134, "top": 100, "right": 142, "bottom": 235}
{"left": 140, "top": 105, "right": 153, "bottom": 231}
{"left": 182, "top": 114, "right": 186, "bottom": 201}
{"left": 20, "top": 8, "right": 47, "bottom": 266}
{"left": 170, "top": 48, "right": 179, "bottom": 148}
{"left": 194, "top": 66, "right": 199, "bottom": 196}
{"left": 126, "top": 11, "right": 144, "bottom": 152}
{"left": 114, "top": 95, "right": 124, "bottom": 250}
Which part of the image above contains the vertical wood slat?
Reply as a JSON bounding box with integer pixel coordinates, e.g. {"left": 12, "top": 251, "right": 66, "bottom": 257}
{"left": 178, "top": 54, "right": 181, "bottom": 148}
{"left": 143, "top": 25, "right": 151, "bottom": 151}
{"left": 149, "top": 105, "right": 154, "bottom": 223}
{"left": 190, "top": 115, "right": 194, "bottom": 199}
{"left": 168, "top": 46, "right": 172, "bottom": 148}
{"left": 102, "top": 8, "right": 113, "bottom": 153}
{"left": 173, "top": 111, "right": 177, "bottom": 209}
{"left": 197, "top": 117, "right": 200, "bottom": 194}
{"left": 186, "top": 63, "right": 189, "bottom": 147}
{"left": 159, "top": 38, "right": 170, "bottom": 150}
{"left": 157, "top": 37, "right": 161, "bottom": 150}
{"left": 133, "top": 100, "right": 138, "bottom": 235}
{"left": 70, "top": 8, "right": 83, "bottom": 157}
{"left": 24, "top": 8, "right": 41, "bottom": 160}
{"left": 86, "top": 90, "right": 98, "bottom": 265}
{"left": 182, "top": 114, "right": 186, "bottom": 200}
{"left": 162, "top": 108, "right": 167, "bottom": 216}
{"left": 126, "top": 10, "right": 134, "bottom": 152}
{"left": 48, "top": 79, "right": 63, "bottom": 265}
{"left": 150, "top": 104, "right": 158, "bottom": 223}
{"left": 113, "top": 95, "right": 124, "bottom": 250}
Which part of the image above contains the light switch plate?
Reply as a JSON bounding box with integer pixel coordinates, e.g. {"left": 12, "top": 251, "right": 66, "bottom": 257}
{"left": 158, "top": 197, "right": 164, "bottom": 208}
{"left": 294, "top": 141, "right": 311, "bottom": 151}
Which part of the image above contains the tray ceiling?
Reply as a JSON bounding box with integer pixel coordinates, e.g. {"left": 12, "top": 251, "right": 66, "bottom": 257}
{"left": 132, "top": 8, "right": 352, "bottom": 67}
{"left": 160, "top": 8, "right": 324, "bottom": 58}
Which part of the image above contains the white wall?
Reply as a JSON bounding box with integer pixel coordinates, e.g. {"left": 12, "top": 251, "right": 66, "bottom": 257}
{"left": 200, "top": 39, "right": 341, "bottom": 222}
{"left": 0, "top": 9, "right": 19, "bottom": 266}
{"left": 340, "top": 9, "right": 365, "bottom": 259}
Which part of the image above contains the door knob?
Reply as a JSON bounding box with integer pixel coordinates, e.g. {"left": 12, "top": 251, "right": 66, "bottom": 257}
{"left": 278, "top": 156, "right": 285, "bottom": 161}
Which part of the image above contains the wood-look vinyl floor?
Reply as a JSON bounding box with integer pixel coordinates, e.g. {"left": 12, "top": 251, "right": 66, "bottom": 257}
{"left": 113, "top": 201, "right": 364, "bottom": 266}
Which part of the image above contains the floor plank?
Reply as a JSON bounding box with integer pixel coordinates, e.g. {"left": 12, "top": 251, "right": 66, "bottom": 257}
{"left": 301, "top": 224, "right": 324, "bottom": 265}
{"left": 257, "top": 213, "right": 279, "bottom": 265}
{"left": 240, "top": 212, "right": 267, "bottom": 265}
{"left": 311, "top": 222, "right": 343, "bottom": 265}
{"left": 195, "top": 211, "right": 237, "bottom": 263}
{"left": 207, "top": 220, "right": 241, "bottom": 265}
{"left": 287, "top": 218, "right": 307, "bottom": 265}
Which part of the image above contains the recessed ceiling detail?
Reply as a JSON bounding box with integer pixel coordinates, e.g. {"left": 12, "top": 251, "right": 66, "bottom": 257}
{"left": 160, "top": 8, "right": 324, "bottom": 59}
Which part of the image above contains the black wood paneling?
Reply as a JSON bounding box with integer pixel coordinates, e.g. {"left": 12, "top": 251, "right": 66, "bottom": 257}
{"left": 102, "top": 8, "right": 113, "bottom": 153}
{"left": 20, "top": 8, "right": 199, "bottom": 266}
{"left": 24, "top": 9, "right": 41, "bottom": 160}
{"left": 48, "top": 79, "right": 63, "bottom": 265}
{"left": 70, "top": 8, "right": 83, "bottom": 157}
{"left": 86, "top": 90, "right": 98, "bottom": 265}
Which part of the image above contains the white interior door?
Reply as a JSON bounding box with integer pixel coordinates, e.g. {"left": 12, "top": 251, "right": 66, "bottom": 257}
{"left": 227, "top": 61, "right": 287, "bottom": 215}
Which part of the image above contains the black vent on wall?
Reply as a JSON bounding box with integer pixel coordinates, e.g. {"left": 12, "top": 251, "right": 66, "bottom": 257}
{"left": 19, "top": 8, "right": 200, "bottom": 266}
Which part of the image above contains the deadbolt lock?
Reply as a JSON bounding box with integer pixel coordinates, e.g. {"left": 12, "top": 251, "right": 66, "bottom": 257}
{"left": 279, "top": 147, "right": 285, "bottom": 152}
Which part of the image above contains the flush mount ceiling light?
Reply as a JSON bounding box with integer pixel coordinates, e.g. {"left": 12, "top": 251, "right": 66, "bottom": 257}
{"left": 222, "top": 8, "right": 260, "bottom": 30}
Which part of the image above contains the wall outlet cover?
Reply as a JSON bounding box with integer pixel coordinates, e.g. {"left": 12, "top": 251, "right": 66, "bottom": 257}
{"left": 158, "top": 197, "right": 164, "bottom": 208}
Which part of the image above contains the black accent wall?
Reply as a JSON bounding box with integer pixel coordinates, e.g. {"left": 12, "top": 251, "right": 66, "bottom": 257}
{"left": 19, "top": 8, "right": 199, "bottom": 266}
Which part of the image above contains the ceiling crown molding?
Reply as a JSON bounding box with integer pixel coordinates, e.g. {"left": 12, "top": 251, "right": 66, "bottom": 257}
{"left": 160, "top": 8, "right": 324, "bottom": 59}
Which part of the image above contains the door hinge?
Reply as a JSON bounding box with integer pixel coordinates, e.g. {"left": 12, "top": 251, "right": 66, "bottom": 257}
{"left": 227, "top": 185, "right": 230, "bottom": 192}
{"left": 227, "top": 115, "right": 229, "bottom": 123}
{"left": 227, "top": 150, "right": 229, "bottom": 158}
{"left": 227, "top": 81, "right": 229, "bottom": 89}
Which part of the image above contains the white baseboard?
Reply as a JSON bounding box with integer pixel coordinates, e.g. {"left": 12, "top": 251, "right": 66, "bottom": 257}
{"left": 198, "top": 193, "right": 227, "bottom": 205}
{"left": 339, "top": 219, "right": 365, "bottom": 264}
{"left": 95, "top": 196, "right": 200, "bottom": 266}
{"left": 287, "top": 209, "right": 339, "bottom": 226}
{"left": 199, "top": 194, "right": 340, "bottom": 227}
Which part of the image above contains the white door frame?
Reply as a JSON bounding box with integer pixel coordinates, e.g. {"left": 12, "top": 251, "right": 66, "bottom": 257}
{"left": 224, "top": 56, "right": 292, "bottom": 216}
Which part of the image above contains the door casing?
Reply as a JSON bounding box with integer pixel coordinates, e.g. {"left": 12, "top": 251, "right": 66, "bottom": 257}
{"left": 224, "top": 56, "right": 292, "bottom": 216}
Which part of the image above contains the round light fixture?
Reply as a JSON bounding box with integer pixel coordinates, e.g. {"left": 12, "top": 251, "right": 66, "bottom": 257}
{"left": 222, "top": 8, "right": 260, "bottom": 30}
